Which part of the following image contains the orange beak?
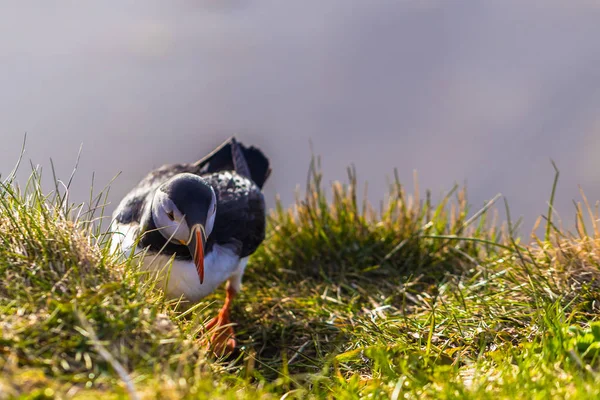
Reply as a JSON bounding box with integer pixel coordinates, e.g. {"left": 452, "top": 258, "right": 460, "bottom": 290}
{"left": 187, "top": 225, "right": 206, "bottom": 284}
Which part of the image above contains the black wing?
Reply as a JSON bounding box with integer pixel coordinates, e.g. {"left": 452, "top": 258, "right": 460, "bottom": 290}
{"left": 193, "top": 137, "right": 272, "bottom": 189}
{"left": 203, "top": 171, "right": 266, "bottom": 258}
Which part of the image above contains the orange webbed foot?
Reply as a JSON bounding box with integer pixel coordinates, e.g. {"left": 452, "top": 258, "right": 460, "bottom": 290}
{"left": 204, "top": 285, "right": 237, "bottom": 357}
{"left": 207, "top": 324, "right": 236, "bottom": 356}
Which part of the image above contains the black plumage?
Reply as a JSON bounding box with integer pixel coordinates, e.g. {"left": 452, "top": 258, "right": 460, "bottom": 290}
{"left": 112, "top": 137, "right": 271, "bottom": 261}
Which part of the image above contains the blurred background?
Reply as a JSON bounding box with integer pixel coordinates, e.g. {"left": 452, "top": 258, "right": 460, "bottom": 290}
{"left": 1, "top": 1, "right": 600, "bottom": 236}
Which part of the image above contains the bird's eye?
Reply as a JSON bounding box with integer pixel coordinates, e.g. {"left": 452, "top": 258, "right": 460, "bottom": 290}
{"left": 167, "top": 211, "right": 175, "bottom": 221}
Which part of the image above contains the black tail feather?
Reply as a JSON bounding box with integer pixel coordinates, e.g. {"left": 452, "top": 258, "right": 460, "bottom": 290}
{"left": 240, "top": 143, "right": 271, "bottom": 189}
{"left": 193, "top": 137, "right": 272, "bottom": 189}
{"left": 230, "top": 138, "right": 252, "bottom": 179}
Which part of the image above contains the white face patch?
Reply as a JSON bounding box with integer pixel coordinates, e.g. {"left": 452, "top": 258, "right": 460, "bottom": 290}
{"left": 205, "top": 190, "right": 217, "bottom": 236}
{"left": 152, "top": 191, "right": 190, "bottom": 244}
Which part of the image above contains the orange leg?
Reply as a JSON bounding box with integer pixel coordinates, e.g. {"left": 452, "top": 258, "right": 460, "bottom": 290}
{"left": 205, "top": 283, "right": 237, "bottom": 356}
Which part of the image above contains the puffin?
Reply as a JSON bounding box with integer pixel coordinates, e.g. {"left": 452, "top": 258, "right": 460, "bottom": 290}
{"left": 110, "top": 137, "right": 271, "bottom": 355}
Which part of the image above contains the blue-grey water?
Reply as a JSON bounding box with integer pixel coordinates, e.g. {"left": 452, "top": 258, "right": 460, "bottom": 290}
{"left": 2, "top": 1, "right": 600, "bottom": 236}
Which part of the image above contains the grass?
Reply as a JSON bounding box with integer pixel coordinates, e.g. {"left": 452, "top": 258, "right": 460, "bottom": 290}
{"left": 2, "top": 153, "right": 600, "bottom": 399}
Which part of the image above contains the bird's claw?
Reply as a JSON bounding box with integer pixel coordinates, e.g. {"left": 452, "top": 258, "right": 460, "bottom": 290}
{"left": 207, "top": 333, "right": 236, "bottom": 357}
{"left": 204, "top": 315, "right": 236, "bottom": 357}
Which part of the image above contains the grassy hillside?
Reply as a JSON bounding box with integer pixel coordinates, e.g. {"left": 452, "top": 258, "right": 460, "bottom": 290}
{"left": 2, "top": 157, "right": 600, "bottom": 399}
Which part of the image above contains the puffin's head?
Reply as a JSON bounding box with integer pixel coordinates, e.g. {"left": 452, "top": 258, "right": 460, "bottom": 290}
{"left": 151, "top": 173, "right": 216, "bottom": 284}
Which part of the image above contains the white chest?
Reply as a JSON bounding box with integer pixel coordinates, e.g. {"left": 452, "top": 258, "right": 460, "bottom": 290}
{"left": 110, "top": 222, "right": 243, "bottom": 303}
{"left": 140, "top": 245, "right": 242, "bottom": 302}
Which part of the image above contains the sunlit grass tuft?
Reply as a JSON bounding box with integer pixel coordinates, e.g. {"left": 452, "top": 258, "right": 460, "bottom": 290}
{"left": 0, "top": 164, "right": 228, "bottom": 398}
